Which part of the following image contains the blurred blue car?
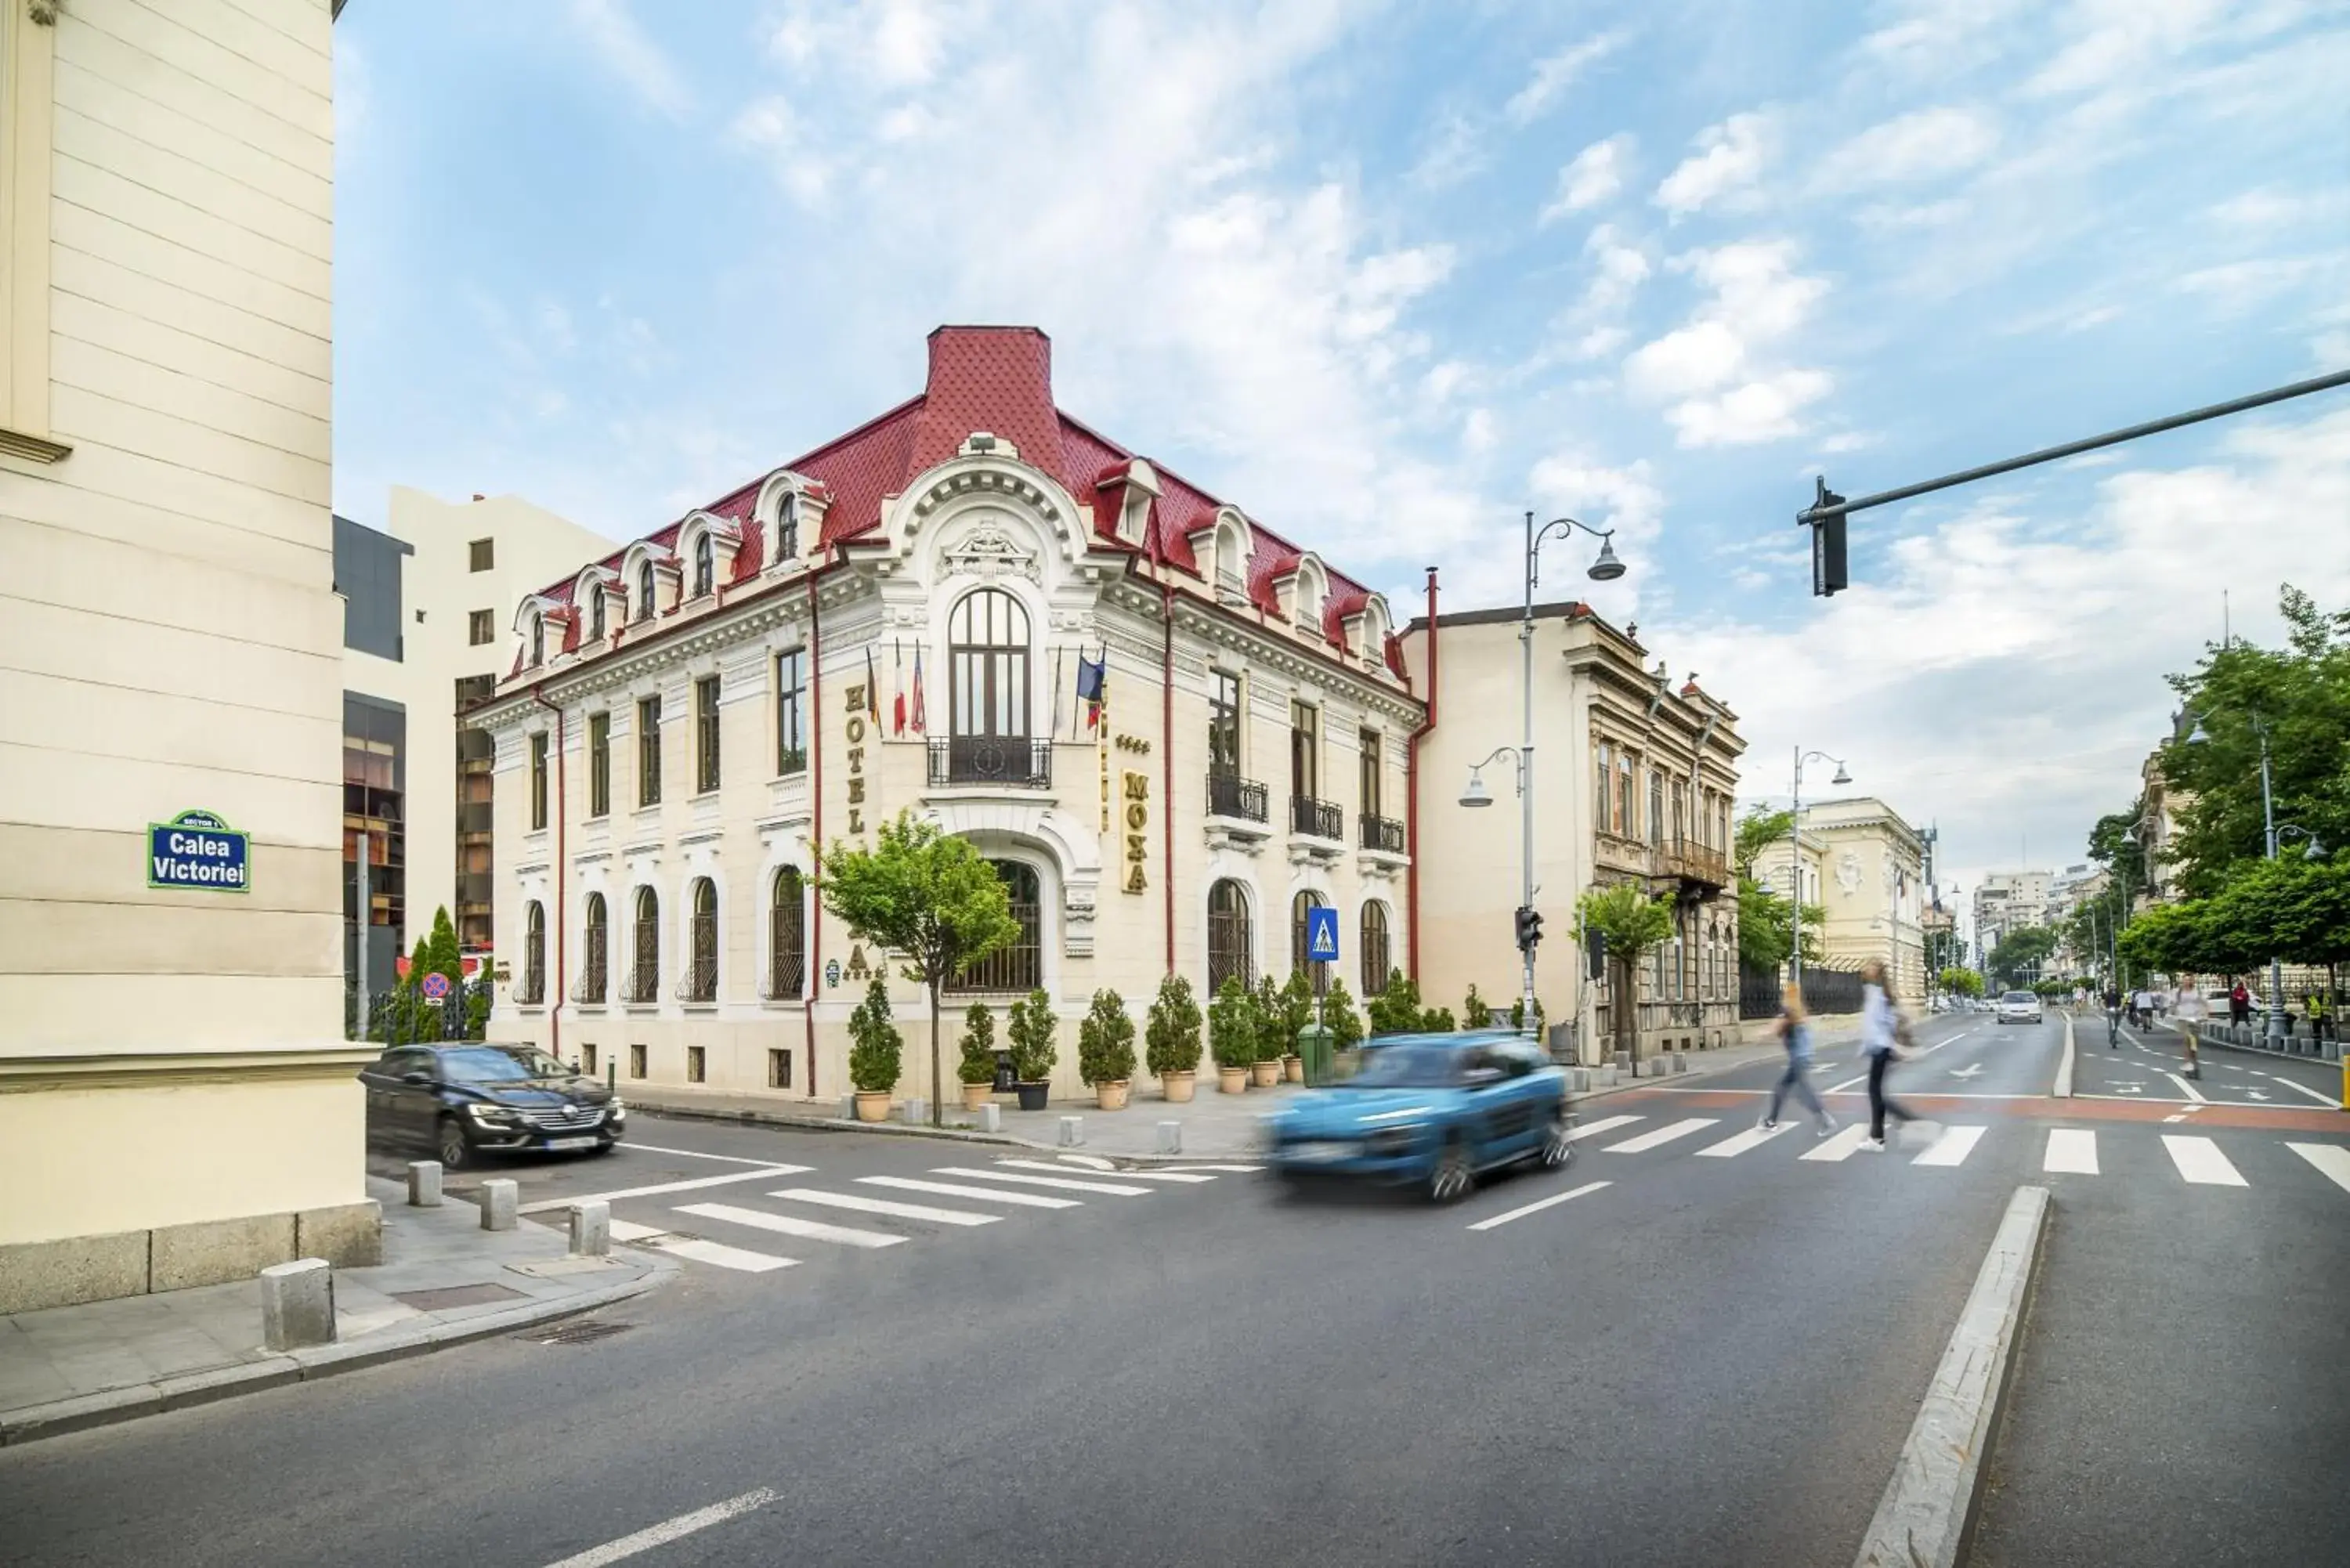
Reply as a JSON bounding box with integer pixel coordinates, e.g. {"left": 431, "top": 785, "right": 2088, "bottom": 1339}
{"left": 1262, "top": 1032, "right": 1574, "bottom": 1201}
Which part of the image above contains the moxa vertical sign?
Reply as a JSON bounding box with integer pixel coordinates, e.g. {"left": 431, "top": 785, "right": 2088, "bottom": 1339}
{"left": 148, "top": 809, "right": 250, "bottom": 893}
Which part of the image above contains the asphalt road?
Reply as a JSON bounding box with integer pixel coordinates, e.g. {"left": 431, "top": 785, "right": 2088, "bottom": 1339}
{"left": 5, "top": 1011, "right": 2345, "bottom": 1568}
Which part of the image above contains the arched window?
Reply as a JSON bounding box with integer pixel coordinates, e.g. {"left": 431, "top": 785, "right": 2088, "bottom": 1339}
{"left": 1208, "top": 880, "right": 1253, "bottom": 994}
{"left": 951, "top": 860, "right": 1041, "bottom": 993}
{"left": 1360, "top": 901, "right": 1392, "bottom": 997}
{"left": 628, "top": 887, "right": 659, "bottom": 1002}
{"left": 776, "top": 493, "right": 798, "bottom": 561}
{"left": 1213, "top": 521, "right": 1249, "bottom": 603}
{"left": 692, "top": 534, "right": 714, "bottom": 598}
{"left": 588, "top": 586, "right": 606, "bottom": 642}
{"left": 580, "top": 893, "right": 608, "bottom": 1002}
{"left": 529, "top": 614, "right": 544, "bottom": 667}
{"left": 1291, "top": 891, "right": 1330, "bottom": 985}
{"left": 521, "top": 901, "right": 545, "bottom": 1003}
{"left": 636, "top": 560, "right": 656, "bottom": 622}
{"left": 769, "top": 867, "right": 805, "bottom": 999}
{"left": 949, "top": 588, "right": 1030, "bottom": 739}
{"left": 685, "top": 877, "right": 718, "bottom": 1001}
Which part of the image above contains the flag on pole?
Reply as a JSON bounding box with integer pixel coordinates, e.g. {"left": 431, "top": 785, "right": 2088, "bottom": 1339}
{"left": 864, "top": 649, "right": 880, "bottom": 724}
{"left": 910, "top": 649, "right": 927, "bottom": 734}
{"left": 1076, "top": 650, "right": 1105, "bottom": 733}
{"left": 1053, "top": 649, "right": 1065, "bottom": 739}
{"left": 892, "top": 640, "right": 906, "bottom": 737}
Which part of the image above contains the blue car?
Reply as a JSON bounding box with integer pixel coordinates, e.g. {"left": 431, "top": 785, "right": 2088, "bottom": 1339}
{"left": 1263, "top": 1032, "right": 1575, "bottom": 1201}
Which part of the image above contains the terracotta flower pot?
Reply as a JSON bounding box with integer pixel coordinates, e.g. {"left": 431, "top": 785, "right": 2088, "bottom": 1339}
{"left": 1096, "top": 1080, "right": 1130, "bottom": 1111}
{"left": 1282, "top": 1054, "right": 1304, "bottom": 1083}
{"left": 853, "top": 1090, "right": 891, "bottom": 1123}
{"left": 1162, "top": 1070, "right": 1197, "bottom": 1104}
{"left": 1217, "top": 1065, "right": 1249, "bottom": 1094}
{"left": 1249, "top": 1059, "right": 1281, "bottom": 1088}
{"left": 960, "top": 1081, "right": 994, "bottom": 1112}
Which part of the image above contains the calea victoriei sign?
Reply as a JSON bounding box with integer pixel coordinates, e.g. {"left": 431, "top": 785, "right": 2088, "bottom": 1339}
{"left": 147, "top": 809, "right": 251, "bottom": 893}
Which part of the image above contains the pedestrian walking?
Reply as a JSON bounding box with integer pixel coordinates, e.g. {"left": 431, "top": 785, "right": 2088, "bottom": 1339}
{"left": 2172, "top": 979, "right": 2206, "bottom": 1078}
{"left": 1759, "top": 984, "right": 1838, "bottom": 1137}
{"left": 1858, "top": 959, "right": 1918, "bottom": 1152}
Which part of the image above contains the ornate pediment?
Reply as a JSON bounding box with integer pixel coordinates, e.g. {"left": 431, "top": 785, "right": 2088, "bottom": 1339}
{"left": 939, "top": 517, "right": 1042, "bottom": 583}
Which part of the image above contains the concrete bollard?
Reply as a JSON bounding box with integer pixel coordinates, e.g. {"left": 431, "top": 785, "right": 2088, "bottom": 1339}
{"left": 1058, "top": 1115, "right": 1085, "bottom": 1147}
{"left": 406, "top": 1161, "right": 443, "bottom": 1207}
{"left": 568, "top": 1200, "right": 611, "bottom": 1258}
{"left": 900, "top": 1097, "right": 930, "bottom": 1125}
{"left": 259, "top": 1258, "right": 337, "bottom": 1351}
{"left": 974, "top": 1103, "right": 1001, "bottom": 1133}
{"left": 1670, "top": 1053, "right": 1689, "bottom": 1075}
{"left": 1612, "top": 1051, "right": 1631, "bottom": 1072}
{"left": 1155, "top": 1120, "right": 1182, "bottom": 1155}
{"left": 839, "top": 1093, "right": 858, "bottom": 1120}
{"left": 479, "top": 1178, "right": 518, "bottom": 1232}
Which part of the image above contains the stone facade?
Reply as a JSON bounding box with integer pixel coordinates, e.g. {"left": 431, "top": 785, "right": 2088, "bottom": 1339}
{"left": 1776, "top": 797, "right": 1929, "bottom": 1000}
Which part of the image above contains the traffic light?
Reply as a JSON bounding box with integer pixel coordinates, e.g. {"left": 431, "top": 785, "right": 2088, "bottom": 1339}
{"left": 1515, "top": 906, "right": 1543, "bottom": 952}
{"left": 1810, "top": 477, "right": 1848, "bottom": 598}
{"left": 1585, "top": 928, "right": 1607, "bottom": 981}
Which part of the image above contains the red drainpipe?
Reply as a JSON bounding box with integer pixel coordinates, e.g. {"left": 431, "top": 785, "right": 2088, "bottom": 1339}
{"left": 802, "top": 569, "right": 822, "bottom": 1100}
{"left": 1405, "top": 568, "right": 1438, "bottom": 982}
{"left": 1160, "top": 579, "right": 1177, "bottom": 972}
{"left": 527, "top": 685, "right": 566, "bottom": 1064}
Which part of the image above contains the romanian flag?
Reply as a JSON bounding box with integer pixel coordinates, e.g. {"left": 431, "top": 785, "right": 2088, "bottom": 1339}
{"left": 892, "top": 641, "right": 906, "bottom": 737}
{"left": 909, "top": 649, "right": 927, "bottom": 733}
{"left": 864, "top": 649, "right": 880, "bottom": 724}
{"left": 1076, "top": 648, "right": 1106, "bottom": 732}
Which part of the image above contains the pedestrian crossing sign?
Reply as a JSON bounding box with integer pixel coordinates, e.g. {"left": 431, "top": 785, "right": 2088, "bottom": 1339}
{"left": 1306, "top": 905, "right": 1340, "bottom": 963}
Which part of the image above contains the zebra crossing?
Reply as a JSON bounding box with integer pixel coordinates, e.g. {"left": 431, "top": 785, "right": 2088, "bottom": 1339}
{"left": 603, "top": 1158, "right": 1259, "bottom": 1277}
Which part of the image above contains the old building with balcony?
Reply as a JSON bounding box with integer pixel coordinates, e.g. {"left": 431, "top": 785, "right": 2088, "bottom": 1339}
{"left": 470, "top": 327, "right": 1423, "bottom": 1105}
{"left": 1401, "top": 604, "right": 1745, "bottom": 1064}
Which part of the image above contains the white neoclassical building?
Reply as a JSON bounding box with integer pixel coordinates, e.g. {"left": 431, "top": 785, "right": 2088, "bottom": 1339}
{"left": 471, "top": 327, "right": 1424, "bottom": 1106}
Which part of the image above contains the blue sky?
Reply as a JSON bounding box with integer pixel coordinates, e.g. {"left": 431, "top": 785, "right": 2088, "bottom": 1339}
{"left": 332, "top": 0, "right": 2350, "bottom": 923}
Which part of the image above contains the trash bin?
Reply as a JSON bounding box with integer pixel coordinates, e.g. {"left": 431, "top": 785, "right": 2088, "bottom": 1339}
{"left": 1296, "top": 1023, "right": 1335, "bottom": 1086}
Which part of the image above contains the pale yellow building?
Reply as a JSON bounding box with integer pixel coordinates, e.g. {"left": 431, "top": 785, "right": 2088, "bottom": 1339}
{"left": 0, "top": 0, "right": 373, "bottom": 1311}
{"left": 1762, "top": 797, "right": 1929, "bottom": 999}
{"left": 1401, "top": 605, "right": 1745, "bottom": 1064}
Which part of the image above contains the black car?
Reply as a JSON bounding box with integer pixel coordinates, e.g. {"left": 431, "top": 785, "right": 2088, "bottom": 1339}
{"left": 360, "top": 1042, "right": 625, "bottom": 1170}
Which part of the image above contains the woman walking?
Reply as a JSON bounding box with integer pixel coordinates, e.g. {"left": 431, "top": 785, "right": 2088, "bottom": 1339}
{"left": 2171, "top": 977, "right": 2206, "bottom": 1079}
{"left": 1759, "top": 984, "right": 1838, "bottom": 1137}
{"left": 1859, "top": 958, "right": 1915, "bottom": 1152}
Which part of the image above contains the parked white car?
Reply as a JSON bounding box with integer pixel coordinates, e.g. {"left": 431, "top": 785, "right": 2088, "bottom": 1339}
{"left": 1997, "top": 990, "right": 2044, "bottom": 1025}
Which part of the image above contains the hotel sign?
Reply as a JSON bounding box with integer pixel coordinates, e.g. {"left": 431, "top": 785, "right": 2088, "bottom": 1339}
{"left": 148, "top": 809, "right": 250, "bottom": 893}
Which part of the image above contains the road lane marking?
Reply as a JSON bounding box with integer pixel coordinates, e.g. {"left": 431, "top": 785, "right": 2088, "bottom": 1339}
{"left": 618, "top": 1142, "right": 808, "bottom": 1168}
{"left": 1159, "top": 1164, "right": 1264, "bottom": 1172}
{"left": 675, "top": 1202, "right": 906, "bottom": 1248}
{"left": 1824, "top": 1072, "right": 1870, "bottom": 1095}
{"left": 1914, "top": 1125, "right": 1988, "bottom": 1167}
{"left": 997, "top": 1158, "right": 1214, "bottom": 1183}
{"left": 2043, "top": 1129, "right": 2099, "bottom": 1174}
{"left": 607, "top": 1219, "right": 667, "bottom": 1241}
{"left": 2286, "top": 1143, "right": 2350, "bottom": 1194}
{"left": 2161, "top": 1135, "right": 2247, "bottom": 1187}
{"left": 1601, "top": 1118, "right": 1717, "bottom": 1153}
{"left": 768, "top": 1188, "right": 1000, "bottom": 1227}
{"left": 2159, "top": 1071, "right": 2207, "bottom": 1103}
{"left": 1055, "top": 1154, "right": 1117, "bottom": 1170}
{"left": 1466, "top": 1180, "right": 1611, "bottom": 1231}
{"left": 933, "top": 1166, "right": 1152, "bottom": 1195}
{"left": 655, "top": 1237, "right": 797, "bottom": 1274}
{"left": 543, "top": 1487, "right": 777, "bottom": 1568}
{"left": 516, "top": 1166, "right": 815, "bottom": 1213}
{"left": 1566, "top": 1114, "right": 1643, "bottom": 1141}
{"left": 2271, "top": 1077, "right": 2342, "bottom": 1108}
{"left": 1695, "top": 1123, "right": 1791, "bottom": 1158}
{"left": 1802, "top": 1124, "right": 1873, "bottom": 1162}
{"left": 860, "top": 1176, "right": 1079, "bottom": 1209}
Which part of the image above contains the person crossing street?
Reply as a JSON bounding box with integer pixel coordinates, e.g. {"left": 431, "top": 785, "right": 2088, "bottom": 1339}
{"left": 1758, "top": 983, "right": 1838, "bottom": 1138}
{"left": 2172, "top": 978, "right": 2207, "bottom": 1079}
{"left": 1856, "top": 958, "right": 1918, "bottom": 1152}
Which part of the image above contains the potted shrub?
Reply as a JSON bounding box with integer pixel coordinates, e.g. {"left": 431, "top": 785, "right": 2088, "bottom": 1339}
{"left": 1145, "top": 974, "right": 1204, "bottom": 1102}
{"left": 1006, "top": 988, "right": 1058, "bottom": 1110}
{"left": 1249, "top": 976, "right": 1285, "bottom": 1088}
{"left": 847, "top": 976, "right": 900, "bottom": 1122}
{"left": 1209, "top": 976, "right": 1254, "bottom": 1093}
{"left": 1323, "top": 975, "right": 1365, "bottom": 1075}
{"left": 1275, "top": 971, "right": 1314, "bottom": 1082}
{"left": 956, "top": 1003, "right": 999, "bottom": 1112}
{"left": 1078, "top": 988, "right": 1138, "bottom": 1111}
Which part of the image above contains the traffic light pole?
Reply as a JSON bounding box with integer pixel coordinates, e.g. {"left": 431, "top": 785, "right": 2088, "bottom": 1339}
{"left": 1518, "top": 509, "right": 1539, "bottom": 1039}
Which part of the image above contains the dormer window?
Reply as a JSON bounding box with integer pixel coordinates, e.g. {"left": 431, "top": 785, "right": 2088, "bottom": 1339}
{"left": 529, "top": 613, "right": 544, "bottom": 667}
{"left": 636, "top": 561, "right": 655, "bottom": 621}
{"left": 777, "top": 493, "right": 798, "bottom": 561}
{"left": 692, "top": 535, "right": 714, "bottom": 598}
{"left": 589, "top": 586, "right": 606, "bottom": 641}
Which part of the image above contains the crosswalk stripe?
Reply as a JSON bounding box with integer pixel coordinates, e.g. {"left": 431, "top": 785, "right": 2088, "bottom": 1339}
{"left": 1567, "top": 1115, "right": 1643, "bottom": 1143}
{"left": 1603, "top": 1118, "right": 1718, "bottom": 1154}
{"left": 933, "top": 1166, "right": 1152, "bottom": 1195}
{"left": 675, "top": 1201, "right": 906, "bottom": 1248}
{"left": 515, "top": 1165, "right": 816, "bottom": 1214}
{"left": 996, "top": 1159, "right": 1215, "bottom": 1183}
{"left": 1695, "top": 1123, "right": 1791, "bottom": 1158}
{"left": 2286, "top": 1143, "right": 2350, "bottom": 1194}
{"left": 2161, "top": 1135, "right": 2247, "bottom": 1187}
{"left": 860, "top": 1176, "right": 1080, "bottom": 1209}
{"left": 1802, "top": 1124, "right": 1873, "bottom": 1162}
{"left": 1159, "top": 1164, "right": 1264, "bottom": 1173}
{"left": 1914, "top": 1125, "right": 1988, "bottom": 1167}
{"left": 2042, "top": 1129, "right": 2099, "bottom": 1174}
{"left": 607, "top": 1219, "right": 667, "bottom": 1242}
{"left": 768, "top": 1188, "right": 1000, "bottom": 1227}
{"left": 658, "top": 1237, "right": 798, "bottom": 1274}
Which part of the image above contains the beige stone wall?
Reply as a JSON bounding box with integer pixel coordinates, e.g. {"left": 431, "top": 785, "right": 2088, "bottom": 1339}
{"left": 0, "top": 0, "right": 366, "bottom": 1255}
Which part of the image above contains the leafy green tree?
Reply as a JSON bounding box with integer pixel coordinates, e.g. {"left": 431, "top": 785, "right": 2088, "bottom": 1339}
{"left": 1272, "top": 970, "right": 1316, "bottom": 1055}
{"left": 1575, "top": 881, "right": 1676, "bottom": 1059}
{"left": 2117, "top": 900, "right": 2208, "bottom": 979}
{"left": 1923, "top": 926, "right": 1964, "bottom": 977}
{"left": 1422, "top": 1006, "right": 1458, "bottom": 1031}
{"left": 1462, "top": 982, "right": 1491, "bottom": 1028}
{"left": 2203, "top": 852, "right": 2350, "bottom": 966}
{"left": 1509, "top": 995, "right": 1545, "bottom": 1035}
{"left": 1252, "top": 976, "right": 1289, "bottom": 1064}
{"left": 1365, "top": 970, "right": 1423, "bottom": 1035}
{"left": 956, "top": 1003, "right": 998, "bottom": 1087}
{"left": 846, "top": 977, "right": 901, "bottom": 1096}
{"left": 1208, "top": 976, "right": 1256, "bottom": 1068}
{"left": 1144, "top": 974, "right": 1204, "bottom": 1079}
{"left": 1939, "top": 966, "right": 1983, "bottom": 999}
{"left": 1321, "top": 976, "right": 1364, "bottom": 1051}
{"left": 1987, "top": 925, "right": 2060, "bottom": 988}
{"left": 1076, "top": 989, "right": 1137, "bottom": 1088}
{"left": 1734, "top": 806, "right": 1794, "bottom": 878}
{"left": 820, "top": 811, "right": 1023, "bottom": 1126}
{"left": 1004, "top": 988, "right": 1059, "bottom": 1084}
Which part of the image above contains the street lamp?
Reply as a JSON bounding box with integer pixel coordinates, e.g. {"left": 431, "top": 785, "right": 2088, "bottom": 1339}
{"left": 2186, "top": 712, "right": 2308, "bottom": 1041}
{"left": 1788, "top": 748, "right": 1851, "bottom": 996}
{"left": 1454, "top": 512, "right": 1627, "bottom": 1045}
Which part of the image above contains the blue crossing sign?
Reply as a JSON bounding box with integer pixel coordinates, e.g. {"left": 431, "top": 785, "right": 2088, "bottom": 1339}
{"left": 1305, "top": 904, "right": 1340, "bottom": 963}
{"left": 147, "top": 809, "right": 250, "bottom": 894}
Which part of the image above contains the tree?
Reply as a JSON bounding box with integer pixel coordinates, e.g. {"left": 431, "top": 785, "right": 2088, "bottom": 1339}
{"left": 2117, "top": 900, "right": 2208, "bottom": 979}
{"left": 1575, "top": 882, "right": 1676, "bottom": 1059}
{"left": 1076, "top": 989, "right": 1137, "bottom": 1088}
{"left": 1208, "top": 976, "right": 1256, "bottom": 1068}
{"left": 1271, "top": 970, "right": 1315, "bottom": 1057}
{"left": 1923, "top": 927, "right": 1964, "bottom": 977}
{"left": 1144, "top": 974, "right": 1204, "bottom": 1080}
{"left": 1461, "top": 982, "right": 1490, "bottom": 1029}
{"left": 820, "top": 811, "right": 1023, "bottom": 1126}
{"left": 1004, "top": 988, "right": 1059, "bottom": 1083}
{"left": 2203, "top": 851, "right": 2350, "bottom": 966}
{"left": 1734, "top": 806, "right": 1794, "bottom": 878}
{"left": 1939, "top": 966, "right": 1983, "bottom": 999}
{"left": 1321, "top": 976, "right": 1364, "bottom": 1051}
{"left": 846, "top": 977, "right": 901, "bottom": 1096}
{"left": 1987, "top": 925, "right": 2059, "bottom": 988}
{"left": 1737, "top": 879, "right": 1824, "bottom": 972}
{"left": 956, "top": 1003, "right": 998, "bottom": 1088}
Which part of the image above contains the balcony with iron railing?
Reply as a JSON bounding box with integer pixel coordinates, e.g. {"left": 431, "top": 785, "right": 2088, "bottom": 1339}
{"left": 1289, "top": 795, "right": 1343, "bottom": 840}
{"left": 1359, "top": 814, "right": 1406, "bottom": 854}
{"left": 676, "top": 945, "right": 717, "bottom": 1004}
{"left": 569, "top": 953, "right": 607, "bottom": 1005}
{"left": 1659, "top": 835, "right": 1731, "bottom": 894}
{"left": 623, "top": 940, "right": 659, "bottom": 1004}
{"left": 1206, "top": 771, "right": 1269, "bottom": 823}
{"left": 513, "top": 955, "right": 545, "bottom": 1006}
{"left": 928, "top": 735, "right": 1052, "bottom": 789}
{"left": 1593, "top": 830, "right": 1654, "bottom": 877}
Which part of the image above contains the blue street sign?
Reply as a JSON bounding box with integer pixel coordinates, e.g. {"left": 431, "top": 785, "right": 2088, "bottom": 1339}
{"left": 1306, "top": 904, "right": 1340, "bottom": 963}
{"left": 146, "top": 809, "right": 250, "bottom": 894}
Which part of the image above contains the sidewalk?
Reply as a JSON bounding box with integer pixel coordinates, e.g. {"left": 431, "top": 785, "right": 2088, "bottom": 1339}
{"left": 0, "top": 1177, "right": 675, "bottom": 1447}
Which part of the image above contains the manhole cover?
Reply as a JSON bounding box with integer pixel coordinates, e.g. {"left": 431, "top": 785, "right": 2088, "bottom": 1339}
{"left": 516, "top": 1318, "right": 634, "bottom": 1346}
{"left": 390, "top": 1282, "right": 528, "bottom": 1311}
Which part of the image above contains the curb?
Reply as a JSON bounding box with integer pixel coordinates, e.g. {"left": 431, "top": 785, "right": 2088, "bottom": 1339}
{"left": 0, "top": 1250, "right": 678, "bottom": 1448}
{"left": 1853, "top": 1183, "right": 2051, "bottom": 1568}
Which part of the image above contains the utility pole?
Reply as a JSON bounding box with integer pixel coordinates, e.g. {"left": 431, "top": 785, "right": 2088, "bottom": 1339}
{"left": 353, "top": 829, "right": 371, "bottom": 1042}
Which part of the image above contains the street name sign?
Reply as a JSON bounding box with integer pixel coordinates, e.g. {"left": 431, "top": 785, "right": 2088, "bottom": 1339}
{"left": 1306, "top": 905, "right": 1340, "bottom": 963}
{"left": 147, "top": 809, "right": 250, "bottom": 893}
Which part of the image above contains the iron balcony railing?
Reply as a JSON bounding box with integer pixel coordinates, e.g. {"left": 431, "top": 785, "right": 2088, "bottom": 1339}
{"left": 677, "top": 954, "right": 717, "bottom": 1004}
{"left": 1359, "top": 813, "right": 1405, "bottom": 853}
{"left": 624, "top": 934, "right": 659, "bottom": 1003}
{"left": 570, "top": 952, "right": 607, "bottom": 1004}
{"left": 1289, "top": 795, "right": 1343, "bottom": 840}
{"left": 1661, "top": 836, "right": 1731, "bottom": 890}
{"left": 513, "top": 959, "right": 545, "bottom": 1006}
{"left": 1206, "top": 771, "right": 1269, "bottom": 822}
{"left": 929, "top": 735, "right": 1051, "bottom": 789}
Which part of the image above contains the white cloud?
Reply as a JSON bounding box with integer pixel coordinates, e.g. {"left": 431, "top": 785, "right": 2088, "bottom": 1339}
{"left": 1654, "top": 112, "right": 1773, "bottom": 217}
{"left": 1462, "top": 407, "right": 1498, "bottom": 454}
{"left": 1625, "top": 320, "right": 1744, "bottom": 399}
{"left": 871, "top": 0, "right": 949, "bottom": 86}
{"left": 1623, "top": 240, "right": 1833, "bottom": 446}
{"left": 1665, "top": 369, "right": 1833, "bottom": 446}
{"left": 1408, "top": 112, "right": 1486, "bottom": 190}
{"left": 566, "top": 0, "right": 691, "bottom": 119}
{"left": 1505, "top": 31, "right": 1628, "bottom": 125}
{"left": 1816, "top": 106, "right": 2001, "bottom": 190}
{"left": 1541, "top": 134, "right": 1635, "bottom": 224}
{"left": 2176, "top": 255, "right": 2334, "bottom": 311}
